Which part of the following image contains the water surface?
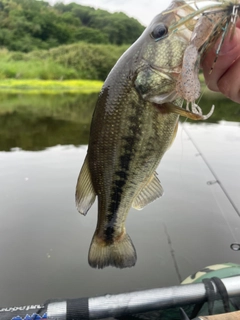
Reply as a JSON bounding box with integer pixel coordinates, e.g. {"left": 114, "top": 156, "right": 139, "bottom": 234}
{"left": 0, "top": 92, "right": 240, "bottom": 307}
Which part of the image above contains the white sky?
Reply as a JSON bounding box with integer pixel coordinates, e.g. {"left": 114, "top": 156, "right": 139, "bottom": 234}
{"left": 56, "top": 0, "right": 173, "bottom": 26}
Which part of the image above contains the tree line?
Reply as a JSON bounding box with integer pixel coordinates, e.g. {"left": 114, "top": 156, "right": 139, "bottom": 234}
{"left": 0, "top": 0, "right": 145, "bottom": 52}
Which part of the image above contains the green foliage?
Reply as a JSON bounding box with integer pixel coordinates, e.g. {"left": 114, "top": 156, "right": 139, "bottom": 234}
{"left": 0, "top": 0, "right": 145, "bottom": 52}
{"left": 0, "top": 59, "right": 77, "bottom": 79}
{"left": 47, "top": 42, "right": 128, "bottom": 80}
{"left": 74, "top": 27, "right": 108, "bottom": 44}
{"left": 0, "top": 43, "right": 129, "bottom": 80}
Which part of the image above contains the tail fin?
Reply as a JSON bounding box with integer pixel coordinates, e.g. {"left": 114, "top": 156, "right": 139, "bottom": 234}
{"left": 88, "top": 232, "right": 137, "bottom": 269}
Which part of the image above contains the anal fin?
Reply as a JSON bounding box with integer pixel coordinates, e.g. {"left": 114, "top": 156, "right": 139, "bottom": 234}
{"left": 75, "top": 154, "right": 96, "bottom": 215}
{"left": 132, "top": 172, "right": 164, "bottom": 210}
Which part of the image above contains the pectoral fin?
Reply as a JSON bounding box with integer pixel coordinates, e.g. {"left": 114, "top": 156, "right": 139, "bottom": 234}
{"left": 132, "top": 172, "right": 164, "bottom": 210}
{"left": 75, "top": 154, "right": 96, "bottom": 215}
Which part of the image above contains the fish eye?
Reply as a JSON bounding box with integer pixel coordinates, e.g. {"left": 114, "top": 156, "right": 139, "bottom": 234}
{"left": 151, "top": 23, "right": 168, "bottom": 41}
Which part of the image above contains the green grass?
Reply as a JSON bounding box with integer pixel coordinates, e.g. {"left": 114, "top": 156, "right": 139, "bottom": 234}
{"left": 0, "top": 79, "right": 103, "bottom": 94}
{"left": 0, "top": 43, "right": 128, "bottom": 81}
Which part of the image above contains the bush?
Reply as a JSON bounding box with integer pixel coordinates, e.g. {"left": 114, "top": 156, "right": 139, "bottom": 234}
{"left": 0, "top": 0, "right": 144, "bottom": 52}
{"left": 0, "top": 42, "right": 129, "bottom": 80}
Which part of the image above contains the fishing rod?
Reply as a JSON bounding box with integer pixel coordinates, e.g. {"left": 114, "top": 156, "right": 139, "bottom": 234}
{"left": 1, "top": 275, "right": 240, "bottom": 320}
{"left": 182, "top": 125, "right": 240, "bottom": 218}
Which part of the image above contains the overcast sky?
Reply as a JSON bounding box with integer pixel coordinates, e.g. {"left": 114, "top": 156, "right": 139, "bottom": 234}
{"left": 57, "top": 0, "right": 173, "bottom": 26}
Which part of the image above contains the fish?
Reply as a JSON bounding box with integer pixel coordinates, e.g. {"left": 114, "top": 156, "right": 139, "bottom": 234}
{"left": 75, "top": 0, "right": 240, "bottom": 269}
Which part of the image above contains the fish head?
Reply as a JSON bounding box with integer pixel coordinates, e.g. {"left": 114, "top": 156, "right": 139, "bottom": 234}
{"left": 134, "top": 0, "right": 240, "bottom": 112}
{"left": 140, "top": 1, "right": 194, "bottom": 68}
{"left": 134, "top": 1, "right": 196, "bottom": 104}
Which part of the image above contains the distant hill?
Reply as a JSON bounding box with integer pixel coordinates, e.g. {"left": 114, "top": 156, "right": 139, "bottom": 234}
{"left": 0, "top": 0, "right": 145, "bottom": 52}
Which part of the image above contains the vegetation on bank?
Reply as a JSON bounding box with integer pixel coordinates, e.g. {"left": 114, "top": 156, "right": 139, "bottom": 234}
{"left": 0, "top": 0, "right": 142, "bottom": 84}
{"left": 0, "top": 79, "right": 103, "bottom": 94}
{"left": 0, "top": 0, "right": 144, "bottom": 52}
{"left": 0, "top": 43, "right": 129, "bottom": 81}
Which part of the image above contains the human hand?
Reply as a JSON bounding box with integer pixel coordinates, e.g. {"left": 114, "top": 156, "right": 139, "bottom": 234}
{"left": 201, "top": 20, "right": 240, "bottom": 104}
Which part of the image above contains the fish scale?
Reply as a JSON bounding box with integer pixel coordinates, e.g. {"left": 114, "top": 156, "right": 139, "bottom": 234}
{"left": 75, "top": 0, "right": 240, "bottom": 269}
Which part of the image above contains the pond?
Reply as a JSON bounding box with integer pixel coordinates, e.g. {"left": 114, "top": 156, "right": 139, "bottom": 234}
{"left": 0, "top": 92, "right": 240, "bottom": 308}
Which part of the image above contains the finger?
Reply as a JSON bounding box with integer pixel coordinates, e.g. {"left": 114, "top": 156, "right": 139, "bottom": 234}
{"left": 217, "top": 56, "right": 240, "bottom": 103}
{"left": 202, "top": 24, "right": 240, "bottom": 93}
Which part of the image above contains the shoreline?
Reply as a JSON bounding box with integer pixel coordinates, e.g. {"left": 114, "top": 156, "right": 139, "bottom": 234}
{"left": 0, "top": 79, "right": 103, "bottom": 94}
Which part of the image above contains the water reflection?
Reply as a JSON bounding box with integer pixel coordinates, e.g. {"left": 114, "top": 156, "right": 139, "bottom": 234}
{"left": 0, "top": 92, "right": 239, "bottom": 151}
{"left": 0, "top": 93, "right": 98, "bottom": 151}
{"left": 192, "top": 91, "right": 240, "bottom": 124}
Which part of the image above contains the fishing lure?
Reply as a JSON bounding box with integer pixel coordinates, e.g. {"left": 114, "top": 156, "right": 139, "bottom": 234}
{"left": 165, "top": 0, "right": 240, "bottom": 120}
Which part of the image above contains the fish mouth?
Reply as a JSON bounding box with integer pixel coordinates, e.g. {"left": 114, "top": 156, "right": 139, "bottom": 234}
{"left": 146, "top": 66, "right": 214, "bottom": 121}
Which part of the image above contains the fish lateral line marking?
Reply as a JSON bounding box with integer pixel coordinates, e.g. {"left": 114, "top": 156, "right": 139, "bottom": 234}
{"left": 103, "top": 108, "right": 142, "bottom": 245}
{"left": 75, "top": 0, "right": 239, "bottom": 269}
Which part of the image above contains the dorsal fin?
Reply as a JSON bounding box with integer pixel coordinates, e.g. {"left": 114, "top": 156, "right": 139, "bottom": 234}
{"left": 132, "top": 172, "right": 164, "bottom": 210}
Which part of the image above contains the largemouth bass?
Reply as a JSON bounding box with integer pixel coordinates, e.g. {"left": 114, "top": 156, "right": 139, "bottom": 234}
{"left": 76, "top": 0, "right": 240, "bottom": 269}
